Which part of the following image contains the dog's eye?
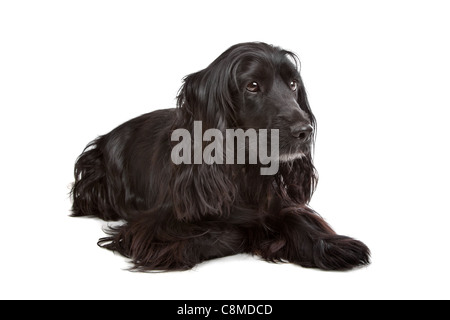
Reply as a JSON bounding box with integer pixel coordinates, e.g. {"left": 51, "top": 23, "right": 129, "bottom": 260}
{"left": 289, "top": 80, "right": 298, "bottom": 91}
{"left": 246, "top": 81, "right": 260, "bottom": 93}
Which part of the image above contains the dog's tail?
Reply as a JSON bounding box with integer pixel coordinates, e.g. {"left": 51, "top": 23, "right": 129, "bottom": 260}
{"left": 70, "top": 137, "right": 120, "bottom": 221}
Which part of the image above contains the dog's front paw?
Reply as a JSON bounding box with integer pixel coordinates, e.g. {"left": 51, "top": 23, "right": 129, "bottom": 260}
{"left": 313, "top": 235, "right": 370, "bottom": 271}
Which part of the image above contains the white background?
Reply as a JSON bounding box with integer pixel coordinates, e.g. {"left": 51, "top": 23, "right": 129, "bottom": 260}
{"left": 1, "top": 0, "right": 449, "bottom": 300}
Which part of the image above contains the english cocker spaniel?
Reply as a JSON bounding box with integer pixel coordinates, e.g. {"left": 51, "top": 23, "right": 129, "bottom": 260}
{"left": 71, "top": 42, "right": 370, "bottom": 271}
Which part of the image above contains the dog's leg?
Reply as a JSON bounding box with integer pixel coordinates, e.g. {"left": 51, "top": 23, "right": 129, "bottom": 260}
{"left": 259, "top": 207, "right": 370, "bottom": 271}
{"left": 98, "top": 213, "right": 245, "bottom": 271}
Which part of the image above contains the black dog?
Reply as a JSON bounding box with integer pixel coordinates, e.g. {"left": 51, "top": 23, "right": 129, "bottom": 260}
{"left": 71, "top": 42, "right": 370, "bottom": 271}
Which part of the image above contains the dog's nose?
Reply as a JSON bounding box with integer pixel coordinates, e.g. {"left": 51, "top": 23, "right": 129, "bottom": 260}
{"left": 290, "top": 123, "right": 313, "bottom": 140}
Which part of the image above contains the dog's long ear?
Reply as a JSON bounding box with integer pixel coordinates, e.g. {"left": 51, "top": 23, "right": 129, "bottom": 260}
{"left": 171, "top": 162, "right": 236, "bottom": 221}
{"left": 176, "top": 57, "right": 238, "bottom": 130}
{"left": 171, "top": 55, "right": 239, "bottom": 221}
{"left": 295, "top": 75, "right": 318, "bottom": 203}
{"left": 279, "top": 82, "right": 318, "bottom": 205}
{"left": 276, "top": 51, "right": 318, "bottom": 205}
{"left": 283, "top": 50, "right": 317, "bottom": 135}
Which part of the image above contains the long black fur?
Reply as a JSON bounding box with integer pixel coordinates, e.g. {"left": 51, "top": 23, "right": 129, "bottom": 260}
{"left": 71, "top": 42, "right": 370, "bottom": 271}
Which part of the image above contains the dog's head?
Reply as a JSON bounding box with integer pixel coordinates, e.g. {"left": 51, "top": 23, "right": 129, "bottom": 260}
{"left": 177, "top": 42, "right": 315, "bottom": 162}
